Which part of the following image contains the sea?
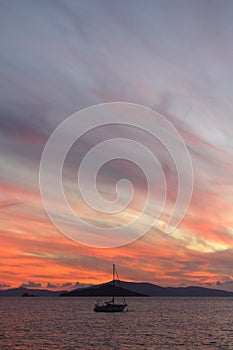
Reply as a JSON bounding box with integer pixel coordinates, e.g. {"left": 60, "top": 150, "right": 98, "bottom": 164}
{"left": 0, "top": 297, "right": 233, "bottom": 349}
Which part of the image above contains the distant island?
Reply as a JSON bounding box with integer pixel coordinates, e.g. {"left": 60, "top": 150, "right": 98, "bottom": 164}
{"left": 60, "top": 283, "right": 145, "bottom": 297}
{"left": 1, "top": 281, "right": 233, "bottom": 297}
{"left": 0, "top": 287, "right": 66, "bottom": 297}
{"left": 60, "top": 280, "right": 233, "bottom": 297}
{"left": 22, "top": 292, "right": 36, "bottom": 297}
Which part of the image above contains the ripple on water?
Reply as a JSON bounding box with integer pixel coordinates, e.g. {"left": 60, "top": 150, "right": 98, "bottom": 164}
{"left": 1, "top": 297, "right": 233, "bottom": 349}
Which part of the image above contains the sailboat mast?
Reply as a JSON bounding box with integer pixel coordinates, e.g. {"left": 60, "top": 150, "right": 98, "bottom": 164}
{"left": 112, "top": 263, "right": 115, "bottom": 303}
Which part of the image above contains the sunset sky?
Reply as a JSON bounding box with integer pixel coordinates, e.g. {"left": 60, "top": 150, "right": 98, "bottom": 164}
{"left": 1, "top": 0, "right": 233, "bottom": 291}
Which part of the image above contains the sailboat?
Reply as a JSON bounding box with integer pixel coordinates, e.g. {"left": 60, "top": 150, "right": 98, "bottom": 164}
{"left": 93, "top": 264, "right": 127, "bottom": 312}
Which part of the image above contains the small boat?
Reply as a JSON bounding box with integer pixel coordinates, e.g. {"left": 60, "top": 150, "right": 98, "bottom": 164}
{"left": 94, "top": 264, "right": 127, "bottom": 312}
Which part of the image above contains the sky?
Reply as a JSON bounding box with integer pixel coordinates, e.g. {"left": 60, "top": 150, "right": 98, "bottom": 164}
{"left": 1, "top": 0, "right": 233, "bottom": 291}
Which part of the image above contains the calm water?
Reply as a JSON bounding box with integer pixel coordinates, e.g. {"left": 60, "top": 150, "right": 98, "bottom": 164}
{"left": 1, "top": 297, "right": 233, "bottom": 349}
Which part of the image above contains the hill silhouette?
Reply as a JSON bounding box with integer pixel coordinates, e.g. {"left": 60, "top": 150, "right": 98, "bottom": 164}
{"left": 0, "top": 287, "right": 66, "bottom": 297}
{"left": 60, "top": 283, "right": 145, "bottom": 297}
{"left": 59, "top": 280, "right": 233, "bottom": 297}
{"left": 1, "top": 281, "right": 233, "bottom": 297}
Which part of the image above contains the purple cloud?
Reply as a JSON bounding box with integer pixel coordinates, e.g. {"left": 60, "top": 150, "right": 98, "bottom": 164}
{"left": 20, "top": 281, "right": 42, "bottom": 288}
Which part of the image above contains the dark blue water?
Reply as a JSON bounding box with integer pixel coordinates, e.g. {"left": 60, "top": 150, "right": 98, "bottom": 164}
{"left": 1, "top": 297, "right": 233, "bottom": 349}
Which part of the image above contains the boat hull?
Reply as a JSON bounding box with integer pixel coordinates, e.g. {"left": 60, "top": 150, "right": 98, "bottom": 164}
{"left": 94, "top": 303, "right": 127, "bottom": 313}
